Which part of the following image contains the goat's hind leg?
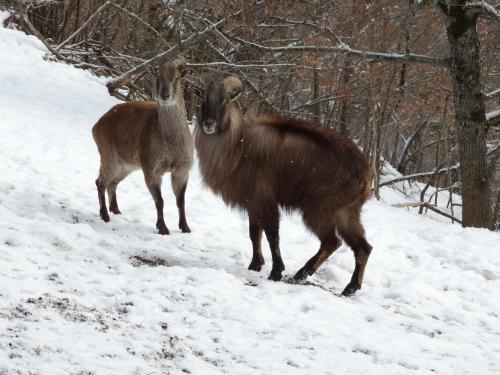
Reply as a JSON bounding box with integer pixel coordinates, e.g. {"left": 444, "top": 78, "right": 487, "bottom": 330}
{"left": 107, "top": 170, "right": 129, "bottom": 215}
{"left": 95, "top": 169, "right": 110, "bottom": 222}
{"left": 262, "top": 206, "right": 284, "bottom": 281}
{"left": 247, "top": 216, "right": 264, "bottom": 272}
{"left": 294, "top": 228, "right": 341, "bottom": 280}
{"left": 108, "top": 184, "right": 121, "bottom": 215}
{"left": 340, "top": 227, "right": 372, "bottom": 296}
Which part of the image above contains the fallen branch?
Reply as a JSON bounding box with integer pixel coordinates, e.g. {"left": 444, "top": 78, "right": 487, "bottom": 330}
{"left": 22, "top": 5, "right": 67, "bottom": 61}
{"left": 391, "top": 202, "right": 462, "bottom": 224}
{"left": 380, "top": 164, "right": 460, "bottom": 187}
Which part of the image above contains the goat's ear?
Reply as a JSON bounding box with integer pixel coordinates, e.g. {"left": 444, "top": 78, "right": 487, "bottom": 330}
{"left": 172, "top": 55, "right": 187, "bottom": 75}
{"left": 157, "top": 57, "right": 168, "bottom": 73}
{"left": 223, "top": 76, "right": 243, "bottom": 102}
{"left": 228, "top": 87, "right": 242, "bottom": 102}
{"left": 199, "top": 72, "right": 214, "bottom": 89}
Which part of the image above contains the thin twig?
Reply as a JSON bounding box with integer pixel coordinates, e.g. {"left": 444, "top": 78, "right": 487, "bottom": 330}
{"left": 55, "top": 1, "right": 112, "bottom": 52}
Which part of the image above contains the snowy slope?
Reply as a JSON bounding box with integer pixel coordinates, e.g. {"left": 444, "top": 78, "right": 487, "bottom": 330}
{"left": 1, "top": 13, "right": 500, "bottom": 374}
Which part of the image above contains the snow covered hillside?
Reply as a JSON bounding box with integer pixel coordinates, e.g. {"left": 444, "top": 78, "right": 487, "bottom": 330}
{"left": 1, "top": 12, "right": 500, "bottom": 374}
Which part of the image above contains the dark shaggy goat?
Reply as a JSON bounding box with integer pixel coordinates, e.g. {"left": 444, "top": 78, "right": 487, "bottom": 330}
{"left": 194, "top": 76, "right": 373, "bottom": 296}
{"left": 92, "top": 57, "right": 193, "bottom": 235}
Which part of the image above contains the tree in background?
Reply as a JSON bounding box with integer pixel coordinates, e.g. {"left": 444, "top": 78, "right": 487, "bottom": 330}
{"left": 4, "top": 0, "right": 499, "bottom": 228}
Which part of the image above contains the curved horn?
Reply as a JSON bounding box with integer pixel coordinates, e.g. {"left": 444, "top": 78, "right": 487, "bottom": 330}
{"left": 172, "top": 55, "right": 186, "bottom": 68}
{"left": 222, "top": 76, "right": 243, "bottom": 101}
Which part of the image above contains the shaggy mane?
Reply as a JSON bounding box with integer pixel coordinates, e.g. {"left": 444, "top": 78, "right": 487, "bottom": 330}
{"left": 254, "top": 115, "right": 358, "bottom": 150}
{"left": 252, "top": 115, "right": 369, "bottom": 171}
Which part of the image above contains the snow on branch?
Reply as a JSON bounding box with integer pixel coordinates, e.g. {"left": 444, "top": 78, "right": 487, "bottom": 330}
{"left": 230, "top": 36, "right": 449, "bottom": 66}
{"left": 106, "top": 2, "right": 171, "bottom": 48}
{"left": 485, "top": 87, "right": 500, "bottom": 98}
{"left": 55, "top": 1, "right": 112, "bottom": 52}
{"left": 186, "top": 62, "right": 296, "bottom": 69}
{"left": 380, "top": 164, "right": 460, "bottom": 187}
{"left": 106, "top": 12, "right": 240, "bottom": 94}
{"left": 465, "top": 2, "right": 500, "bottom": 20}
{"left": 487, "top": 108, "right": 500, "bottom": 127}
{"left": 391, "top": 202, "right": 462, "bottom": 224}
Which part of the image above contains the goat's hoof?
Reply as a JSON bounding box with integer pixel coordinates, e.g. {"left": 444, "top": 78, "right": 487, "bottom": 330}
{"left": 248, "top": 258, "right": 264, "bottom": 272}
{"left": 268, "top": 268, "right": 283, "bottom": 281}
{"left": 179, "top": 223, "right": 191, "bottom": 233}
{"left": 293, "top": 267, "right": 310, "bottom": 281}
{"left": 110, "top": 207, "right": 121, "bottom": 215}
{"left": 100, "top": 211, "right": 110, "bottom": 222}
{"left": 341, "top": 282, "right": 361, "bottom": 297}
{"left": 156, "top": 222, "right": 170, "bottom": 235}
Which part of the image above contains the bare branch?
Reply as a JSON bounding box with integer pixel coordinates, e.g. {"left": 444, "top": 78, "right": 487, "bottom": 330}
{"left": 106, "top": 14, "right": 237, "bottom": 95}
{"left": 465, "top": 2, "right": 500, "bottom": 20}
{"left": 201, "top": 37, "right": 281, "bottom": 113}
{"left": 186, "top": 62, "right": 296, "bottom": 68}
{"left": 230, "top": 36, "right": 449, "bottom": 66}
{"left": 55, "top": 1, "right": 112, "bottom": 52}
{"left": 107, "top": 2, "right": 170, "bottom": 47}
{"left": 21, "top": 5, "right": 68, "bottom": 62}
{"left": 397, "top": 119, "right": 429, "bottom": 173}
{"left": 485, "top": 87, "right": 500, "bottom": 98}
{"left": 380, "top": 164, "right": 460, "bottom": 187}
{"left": 486, "top": 108, "right": 500, "bottom": 127}
{"left": 290, "top": 94, "right": 343, "bottom": 112}
{"left": 391, "top": 202, "right": 462, "bottom": 224}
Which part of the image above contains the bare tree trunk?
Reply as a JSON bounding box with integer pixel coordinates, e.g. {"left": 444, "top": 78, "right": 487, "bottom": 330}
{"left": 390, "top": 0, "right": 414, "bottom": 164}
{"left": 371, "top": 104, "right": 381, "bottom": 200}
{"left": 339, "top": 56, "right": 351, "bottom": 136}
{"left": 441, "top": 2, "right": 492, "bottom": 228}
{"left": 494, "top": 189, "right": 500, "bottom": 229}
{"left": 312, "top": 68, "right": 320, "bottom": 122}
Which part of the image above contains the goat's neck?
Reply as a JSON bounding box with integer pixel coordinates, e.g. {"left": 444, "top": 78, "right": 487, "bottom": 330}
{"left": 196, "top": 109, "right": 244, "bottom": 178}
{"left": 156, "top": 97, "right": 188, "bottom": 143}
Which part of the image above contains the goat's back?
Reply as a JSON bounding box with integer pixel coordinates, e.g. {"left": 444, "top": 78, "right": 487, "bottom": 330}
{"left": 200, "top": 115, "right": 371, "bottom": 213}
{"left": 92, "top": 101, "right": 157, "bottom": 165}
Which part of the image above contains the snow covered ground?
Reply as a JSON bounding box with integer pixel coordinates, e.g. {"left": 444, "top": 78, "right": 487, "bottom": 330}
{"left": 1, "top": 12, "right": 500, "bottom": 374}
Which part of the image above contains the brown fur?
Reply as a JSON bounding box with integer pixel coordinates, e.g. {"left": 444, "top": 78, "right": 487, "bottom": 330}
{"left": 195, "top": 76, "right": 373, "bottom": 295}
{"left": 92, "top": 59, "right": 193, "bottom": 234}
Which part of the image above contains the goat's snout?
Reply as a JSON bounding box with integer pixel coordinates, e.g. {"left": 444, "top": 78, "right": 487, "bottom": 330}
{"left": 203, "top": 119, "right": 216, "bottom": 135}
{"left": 161, "top": 92, "right": 170, "bottom": 100}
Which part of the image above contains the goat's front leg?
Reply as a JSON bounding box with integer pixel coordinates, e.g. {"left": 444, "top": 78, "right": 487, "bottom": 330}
{"left": 248, "top": 216, "right": 264, "bottom": 272}
{"left": 144, "top": 173, "right": 169, "bottom": 235}
{"left": 171, "top": 166, "right": 191, "bottom": 233}
{"left": 262, "top": 206, "right": 284, "bottom": 281}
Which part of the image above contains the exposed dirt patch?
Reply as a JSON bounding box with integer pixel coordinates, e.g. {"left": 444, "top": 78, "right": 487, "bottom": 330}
{"left": 130, "top": 255, "right": 173, "bottom": 267}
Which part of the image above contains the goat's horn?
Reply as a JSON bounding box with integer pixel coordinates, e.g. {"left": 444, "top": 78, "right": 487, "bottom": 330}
{"left": 223, "top": 76, "right": 242, "bottom": 101}
{"left": 172, "top": 55, "right": 186, "bottom": 68}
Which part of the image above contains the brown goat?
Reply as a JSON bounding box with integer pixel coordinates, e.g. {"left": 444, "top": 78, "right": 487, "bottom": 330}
{"left": 195, "top": 76, "right": 373, "bottom": 295}
{"left": 92, "top": 58, "right": 193, "bottom": 235}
